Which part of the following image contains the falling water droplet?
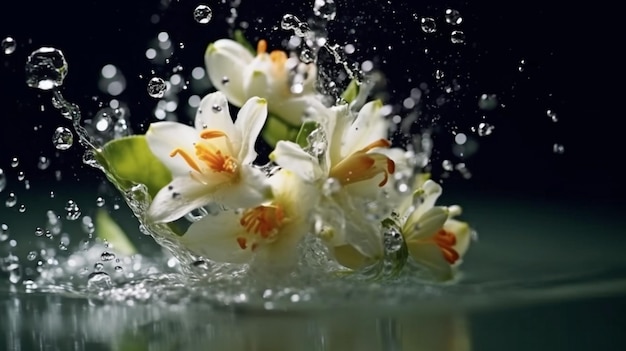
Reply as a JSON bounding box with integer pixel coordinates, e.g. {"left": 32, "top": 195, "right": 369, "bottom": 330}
{"left": 300, "top": 48, "right": 315, "bottom": 63}
{"left": 313, "top": 0, "right": 337, "bottom": 21}
{"left": 193, "top": 4, "right": 213, "bottom": 24}
{"left": 383, "top": 225, "right": 403, "bottom": 253}
{"left": 478, "top": 93, "right": 498, "bottom": 111}
{"left": 64, "top": 200, "right": 81, "bottom": 220}
{"left": 37, "top": 156, "right": 51, "bottom": 170}
{"left": 450, "top": 30, "right": 466, "bottom": 44}
{"left": 0, "top": 223, "right": 9, "bottom": 241}
{"left": 25, "top": 47, "right": 68, "bottom": 90}
{"left": 147, "top": 77, "right": 167, "bottom": 98}
{"left": 552, "top": 143, "right": 565, "bottom": 154}
{"left": 281, "top": 14, "right": 301, "bottom": 30}
{"left": 546, "top": 109, "right": 558, "bottom": 122}
{"left": 444, "top": 9, "right": 463, "bottom": 25}
{"left": 2, "top": 37, "right": 16, "bottom": 55}
{"left": 5, "top": 193, "right": 17, "bottom": 208}
{"left": 0, "top": 168, "right": 6, "bottom": 192}
{"left": 96, "top": 196, "right": 105, "bottom": 207}
{"left": 101, "top": 251, "right": 116, "bottom": 261}
{"left": 52, "top": 126, "right": 74, "bottom": 150}
{"left": 10, "top": 157, "right": 19, "bottom": 168}
{"left": 477, "top": 122, "right": 495, "bottom": 136}
{"left": 420, "top": 17, "right": 437, "bottom": 33}
{"left": 34, "top": 227, "right": 44, "bottom": 237}
{"left": 442, "top": 159, "right": 454, "bottom": 171}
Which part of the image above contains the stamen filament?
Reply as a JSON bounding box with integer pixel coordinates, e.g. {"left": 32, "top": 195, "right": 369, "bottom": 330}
{"left": 170, "top": 148, "right": 201, "bottom": 173}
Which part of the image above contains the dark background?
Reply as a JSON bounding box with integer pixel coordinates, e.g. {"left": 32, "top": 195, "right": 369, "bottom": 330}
{"left": 0, "top": 0, "right": 621, "bottom": 206}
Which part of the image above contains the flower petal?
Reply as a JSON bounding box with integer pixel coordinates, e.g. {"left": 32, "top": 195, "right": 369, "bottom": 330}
{"left": 410, "top": 180, "right": 443, "bottom": 220}
{"left": 407, "top": 242, "right": 454, "bottom": 281}
{"left": 403, "top": 206, "right": 449, "bottom": 240}
{"left": 213, "top": 165, "right": 271, "bottom": 209}
{"left": 204, "top": 39, "right": 253, "bottom": 106}
{"left": 234, "top": 96, "right": 268, "bottom": 164}
{"left": 194, "top": 92, "right": 237, "bottom": 141}
{"left": 333, "top": 244, "right": 370, "bottom": 270}
{"left": 445, "top": 219, "right": 472, "bottom": 259}
{"left": 181, "top": 210, "right": 253, "bottom": 264}
{"left": 341, "top": 100, "right": 388, "bottom": 155}
{"left": 146, "top": 122, "right": 199, "bottom": 177}
{"left": 272, "top": 95, "right": 327, "bottom": 127}
{"left": 271, "top": 141, "right": 324, "bottom": 182}
{"left": 147, "top": 176, "right": 216, "bottom": 223}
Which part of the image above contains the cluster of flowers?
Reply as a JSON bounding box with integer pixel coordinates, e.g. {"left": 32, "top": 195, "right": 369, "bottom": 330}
{"left": 144, "top": 38, "right": 472, "bottom": 281}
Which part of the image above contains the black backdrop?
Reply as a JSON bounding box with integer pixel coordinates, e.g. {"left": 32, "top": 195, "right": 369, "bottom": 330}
{"left": 0, "top": 0, "right": 621, "bottom": 205}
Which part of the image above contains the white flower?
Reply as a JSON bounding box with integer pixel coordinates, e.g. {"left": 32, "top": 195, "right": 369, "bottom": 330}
{"left": 401, "top": 180, "right": 472, "bottom": 281}
{"left": 205, "top": 38, "right": 323, "bottom": 126}
{"left": 180, "top": 169, "right": 319, "bottom": 269}
{"left": 145, "top": 92, "right": 271, "bottom": 223}
{"left": 271, "top": 100, "right": 398, "bottom": 268}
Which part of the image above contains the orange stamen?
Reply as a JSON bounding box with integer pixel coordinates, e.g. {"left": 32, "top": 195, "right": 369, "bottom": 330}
{"left": 329, "top": 139, "right": 395, "bottom": 187}
{"left": 195, "top": 144, "right": 237, "bottom": 174}
{"left": 240, "top": 205, "right": 284, "bottom": 239}
{"left": 257, "top": 40, "right": 267, "bottom": 55}
{"left": 433, "top": 229, "right": 460, "bottom": 264}
{"left": 170, "top": 148, "right": 201, "bottom": 173}
{"left": 236, "top": 237, "right": 247, "bottom": 250}
{"left": 199, "top": 130, "right": 228, "bottom": 140}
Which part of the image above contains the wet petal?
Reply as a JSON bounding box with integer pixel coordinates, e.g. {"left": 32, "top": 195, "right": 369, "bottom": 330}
{"left": 272, "top": 95, "right": 327, "bottom": 127}
{"left": 213, "top": 165, "right": 271, "bottom": 209}
{"left": 271, "top": 141, "right": 324, "bottom": 182}
{"left": 204, "top": 40, "right": 252, "bottom": 106}
{"left": 342, "top": 100, "right": 387, "bottom": 155}
{"left": 181, "top": 210, "right": 253, "bottom": 263}
{"left": 147, "top": 176, "right": 217, "bottom": 223}
{"left": 194, "top": 92, "right": 237, "bottom": 141}
{"left": 445, "top": 219, "right": 472, "bottom": 259}
{"left": 403, "top": 206, "right": 449, "bottom": 240}
{"left": 234, "top": 96, "right": 268, "bottom": 164}
{"left": 407, "top": 242, "right": 454, "bottom": 281}
{"left": 146, "top": 122, "right": 199, "bottom": 177}
{"left": 411, "top": 180, "right": 443, "bottom": 220}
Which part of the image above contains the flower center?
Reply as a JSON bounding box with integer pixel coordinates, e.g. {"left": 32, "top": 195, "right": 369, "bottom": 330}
{"left": 169, "top": 130, "right": 238, "bottom": 178}
{"left": 257, "top": 39, "right": 287, "bottom": 76}
{"left": 236, "top": 204, "right": 285, "bottom": 251}
{"left": 329, "top": 139, "right": 396, "bottom": 187}
{"left": 433, "top": 229, "right": 459, "bottom": 264}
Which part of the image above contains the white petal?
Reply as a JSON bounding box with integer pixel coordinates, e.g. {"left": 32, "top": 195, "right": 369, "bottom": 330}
{"left": 271, "top": 141, "right": 324, "bottom": 182}
{"left": 411, "top": 180, "right": 443, "bottom": 220}
{"left": 407, "top": 242, "right": 454, "bottom": 281}
{"left": 333, "top": 244, "right": 369, "bottom": 270}
{"left": 146, "top": 122, "right": 199, "bottom": 177}
{"left": 445, "top": 219, "right": 472, "bottom": 259}
{"left": 147, "top": 176, "right": 216, "bottom": 223}
{"left": 272, "top": 95, "right": 327, "bottom": 127}
{"left": 341, "top": 100, "right": 387, "bottom": 155}
{"left": 234, "top": 96, "right": 268, "bottom": 164}
{"left": 181, "top": 210, "right": 253, "bottom": 264}
{"left": 204, "top": 40, "right": 252, "bottom": 106}
{"left": 403, "top": 206, "right": 449, "bottom": 240}
{"left": 194, "top": 92, "right": 237, "bottom": 141}
{"left": 213, "top": 165, "right": 271, "bottom": 210}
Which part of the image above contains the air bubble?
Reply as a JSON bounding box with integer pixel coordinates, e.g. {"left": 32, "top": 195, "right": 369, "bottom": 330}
{"left": 147, "top": 77, "right": 167, "bottom": 98}
{"left": 52, "top": 127, "right": 74, "bottom": 150}
{"left": 420, "top": 17, "right": 437, "bottom": 33}
{"left": 2, "top": 37, "right": 16, "bottom": 55}
{"left": 25, "top": 47, "right": 68, "bottom": 90}
{"left": 193, "top": 5, "right": 213, "bottom": 24}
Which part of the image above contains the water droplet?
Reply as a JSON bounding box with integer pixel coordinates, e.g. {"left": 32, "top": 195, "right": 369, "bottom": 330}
{"left": 478, "top": 93, "right": 498, "bottom": 111}
{"left": 0, "top": 223, "right": 9, "bottom": 241}
{"left": 10, "top": 157, "right": 19, "bottom": 168}
{"left": 2, "top": 37, "right": 16, "bottom": 55}
{"left": 546, "top": 109, "right": 558, "bottom": 122}
{"left": 94, "top": 262, "right": 104, "bottom": 271}
{"left": 300, "top": 48, "right": 315, "bottom": 63}
{"left": 420, "top": 17, "right": 437, "bottom": 33}
{"left": 211, "top": 104, "right": 222, "bottom": 112}
{"left": 114, "top": 266, "right": 123, "bottom": 272}
{"left": 442, "top": 159, "right": 454, "bottom": 171}
{"left": 454, "top": 133, "right": 467, "bottom": 145}
{"left": 25, "top": 47, "right": 68, "bottom": 90}
{"left": 101, "top": 251, "right": 116, "bottom": 261}
{"left": 221, "top": 76, "right": 230, "bottom": 85}
{"left": 313, "top": 0, "right": 337, "bottom": 21}
{"left": 5, "top": 193, "right": 17, "bottom": 208}
{"left": 37, "top": 156, "right": 51, "bottom": 170}
{"left": 27, "top": 251, "right": 37, "bottom": 261}
{"left": 52, "top": 126, "right": 74, "bottom": 150}
{"left": 444, "top": 9, "right": 463, "bottom": 25}
{"left": 193, "top": 4, "right": 213, "bottom": 24}
{"left": 34, "top": 227, "right": 44, "bottom": 236}
{"left": 0, "top": 168, "right": 6, "bottom": 192}
{"left": 383, "top": 225, "right": 403, "bottom": 253}
{"left": 306, "top": 128, "right": 327, "bottom": 156}
{"left": 322, "top": 177, "right": 341, "bottom": 196}
{"left": 553, "top": 143, "right": 565, "bottom": 154}
{"left": 450, "top": 30, "right": 466, "bottom": 44}
{"left": 64, "top": 200, "right": 81, "bottom": 220}
{"left": 147, "top": 77, "right": 167, "bottom": 98}
{"left": 18, "top": 204, "right": 26, "bottom": 213}
{"left": 281, "top": 14, "right": 301, "bottom": 30}
{"left": 96, "top": 196, "right": 105, "bottom": 207}
{"left": 434, "top": 69, "right": 445, "bottom": 80}
{"left": 477, "top": 122, "right": 495, "bottom": 136}
{"left": 518, "top": 59, "right": 526, "bottom": 72}
{"left": 17, "top": 171, "right": 25, "bottom": 181}
{"left": 87, "top": 271, "right": 112, "bottom": 290}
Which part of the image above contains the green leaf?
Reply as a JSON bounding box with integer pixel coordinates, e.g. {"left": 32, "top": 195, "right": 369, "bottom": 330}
{"left": 261, "top": 113, "right": 301, "bottom": 147}
{"left": 95, "top": 208, "right": 137, "bottom": 256}
{"left": 341, "top": 79, "right": 360, "bottom": 104}
{"left": 94, "top": 135, "right": 172, "bottom": 199}
{"left": 234, "top": 29, "right": 256, "bottom": 55}
{"left": 295, "top": 121, "right": 320, "bottom": 148}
